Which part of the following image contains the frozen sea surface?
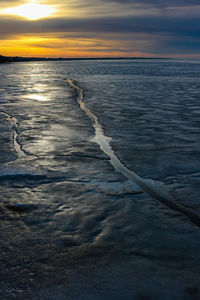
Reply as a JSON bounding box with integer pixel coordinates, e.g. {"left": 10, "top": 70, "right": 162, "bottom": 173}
{"left": 0, "top": 59, "right": 200, "bottom": 299}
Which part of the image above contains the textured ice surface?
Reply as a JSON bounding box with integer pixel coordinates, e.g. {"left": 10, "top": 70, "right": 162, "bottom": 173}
{"left": 0, "top": 60, "right": 200, "bottom": 299}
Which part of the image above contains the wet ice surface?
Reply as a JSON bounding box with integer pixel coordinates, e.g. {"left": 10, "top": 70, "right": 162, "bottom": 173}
{"left": 0, "top": 60, "right": 200, "bottom": 299}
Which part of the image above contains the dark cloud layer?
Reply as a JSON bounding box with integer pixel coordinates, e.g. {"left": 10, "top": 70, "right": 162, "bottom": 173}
{"left": 1, "top": 15, "right": 199, "bottom": 36}
{"left": 103, "top": 0, "right": 200, "bottom": 7}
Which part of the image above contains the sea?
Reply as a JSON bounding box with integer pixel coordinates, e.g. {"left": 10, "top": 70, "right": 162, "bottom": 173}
{"left": 0, "top": 59, "right": 200, "bottom": 299}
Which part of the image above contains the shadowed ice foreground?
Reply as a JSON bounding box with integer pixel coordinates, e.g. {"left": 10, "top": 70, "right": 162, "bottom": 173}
{"left": 0, "top": 59, "right": 200, "bottom": 299}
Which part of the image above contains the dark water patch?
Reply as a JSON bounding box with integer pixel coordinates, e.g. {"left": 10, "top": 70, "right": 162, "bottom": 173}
{"left": 5, "top": 203, "right": 38, "bottom": 213}
{"left": 58, "top": 237, "right": 79, "bottom": 247}
{"left": 0, "top": 173, "right": 47, "bottom": 181}
{"left": 185, "top": 287, "right": 199, "bottom": 300}
{"left": 0, "top": 172, "right": 90, "bottom": 188}
{"left": 35, "top": 153, "right": 109, "bottom": 161}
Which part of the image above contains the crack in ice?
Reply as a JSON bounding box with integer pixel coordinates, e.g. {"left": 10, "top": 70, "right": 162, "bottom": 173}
{"left": 0, "top": 111, "right": 25, "bottom": 158}
{"left": 66, "top": 78, "right": 200, "bottom": 228}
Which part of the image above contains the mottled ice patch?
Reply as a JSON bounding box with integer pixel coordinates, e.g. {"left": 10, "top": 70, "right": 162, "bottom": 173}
{"left": 86, "top": 180, "right": 142, "bottom": 195}
{"left": 0, "top": 166, "right": 31, "bottom": 177}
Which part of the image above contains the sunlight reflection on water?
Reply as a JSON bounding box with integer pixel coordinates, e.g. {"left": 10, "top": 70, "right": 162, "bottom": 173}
{"left": 26, "top": 94, "right": 47, "bottom": 101}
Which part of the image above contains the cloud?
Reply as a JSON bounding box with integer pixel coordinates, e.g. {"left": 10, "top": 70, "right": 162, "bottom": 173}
{"left": 0, "top": 0, "right": 200, "bottom": 57}
{"left": 0, "top": 12, "right": 199, "bottom": 56}
{"left": 102, "top": 0, "right": 200, "bottom": 7}
{"left": 0, "top": 14, "right": 199, "bottom": 35}
{"left": 0, "top": 1, "right": 25, "bottom": 9}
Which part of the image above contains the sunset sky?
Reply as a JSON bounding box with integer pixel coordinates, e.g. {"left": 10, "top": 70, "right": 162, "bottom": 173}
{"left": 0, "top": 0, "right": 200, "bottom": 58}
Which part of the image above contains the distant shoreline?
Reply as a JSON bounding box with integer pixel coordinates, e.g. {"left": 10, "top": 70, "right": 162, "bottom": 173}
{"left": 0, "top": 54, "right": 172, "bottom": 63}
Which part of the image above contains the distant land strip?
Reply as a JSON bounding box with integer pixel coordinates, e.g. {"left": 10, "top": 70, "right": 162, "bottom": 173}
{"left": 0, "top": 54, "right": 171, "bottom": 63}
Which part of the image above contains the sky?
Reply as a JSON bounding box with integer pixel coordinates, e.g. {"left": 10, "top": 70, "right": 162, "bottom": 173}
{"left": 0, "top": 0, "right": 200, "bottom": 58}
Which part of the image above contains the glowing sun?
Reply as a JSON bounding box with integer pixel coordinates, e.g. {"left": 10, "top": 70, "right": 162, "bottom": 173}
{"left": 4, "top": 2, "right": 54, "bottom": 20}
